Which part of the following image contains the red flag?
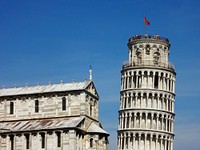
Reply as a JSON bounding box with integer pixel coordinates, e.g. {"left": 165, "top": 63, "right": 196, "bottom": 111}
{"left": 144, "top": 17, "right": 150, "bottom": 26}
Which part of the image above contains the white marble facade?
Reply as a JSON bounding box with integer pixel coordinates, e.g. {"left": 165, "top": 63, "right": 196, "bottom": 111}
{"left": 118, "top": 34, "right": 176, "bottom": 150}
{"left": 0, "top": 78, "right": 109, "bottom": 150}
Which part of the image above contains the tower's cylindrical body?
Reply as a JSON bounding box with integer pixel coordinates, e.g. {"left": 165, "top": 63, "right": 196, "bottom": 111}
{"left": 117, "top": 34, "right": 176, "bottom": 150}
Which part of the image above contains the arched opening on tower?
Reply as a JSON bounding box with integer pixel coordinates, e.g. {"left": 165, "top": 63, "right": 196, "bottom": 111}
{"left": 133, "top": 72, "right": 137, "bottom": 88}
{"left": 153, "top": 52, "right": 160, "bottom": 65}
{"left": 136, "top": 52, "right": 142, "bottom": 64}
{"left": 154, "top": 73, "right": 159, "bottom": 89}
{"left": 146, "top": 44, "right": 150, "bottom": 55}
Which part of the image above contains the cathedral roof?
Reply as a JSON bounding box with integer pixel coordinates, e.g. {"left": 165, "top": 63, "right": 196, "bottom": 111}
{"left": 0, "top": 81, "right": 94, "bottom": 97}
{"left": 87, "top": 122, "right": 109, "bottom": 135}
{"left": 0, "top": 116, "right": 84, "bottom": 133}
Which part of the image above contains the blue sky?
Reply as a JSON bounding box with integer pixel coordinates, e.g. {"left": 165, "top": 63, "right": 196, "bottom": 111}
{"left": 0, "top": 0, "right": 200, "bottom": 149}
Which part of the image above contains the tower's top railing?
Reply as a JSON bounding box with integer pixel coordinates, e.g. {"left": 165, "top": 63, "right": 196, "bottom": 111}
{"left": 122, "top": 60, "right": 175, "bottom": 71}
{"left": 128, "top": 34, "right": 170, "bottom": 46}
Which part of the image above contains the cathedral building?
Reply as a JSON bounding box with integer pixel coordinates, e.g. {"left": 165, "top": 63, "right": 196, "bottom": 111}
{"left": 0, "top": 69, "right": 109, "bottom": 150}
{"left": 117, "top": 34, "right": 176, "bottom": 150}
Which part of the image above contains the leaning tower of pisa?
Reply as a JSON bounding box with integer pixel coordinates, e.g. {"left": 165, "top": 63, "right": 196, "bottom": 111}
{"left": 117, "top": 34, "right": 176, "bottom": 150}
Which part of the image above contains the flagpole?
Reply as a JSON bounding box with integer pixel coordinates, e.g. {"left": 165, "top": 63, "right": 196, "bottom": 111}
{"left": 144, "top": 16, "right": 150, "bottom": 35}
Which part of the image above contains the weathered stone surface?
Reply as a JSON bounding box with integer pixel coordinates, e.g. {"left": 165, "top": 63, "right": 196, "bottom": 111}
{"left": 118, "top": 34, "right": 176, "bottom": 150}
{"left": 0, "top": 80, "right": 109, "bottom": 150}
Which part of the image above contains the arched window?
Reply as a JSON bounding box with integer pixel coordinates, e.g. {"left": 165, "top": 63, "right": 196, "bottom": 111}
{"left": 89, "top": 99, "right": 93, "bottom": 117}
{"left": 90, "top": 138, "right": 93, "bottom": 148}
{"left": 90, "top": 105, "right": 92, "bottom": 117}
{"left": 10, "top": 102, "right": 14, "bottom": 114}
{"left": 35, "top": 100, "right": 39, "bottom": 113}
{"left": 146, "top": 45, "right": 150, "bottom": 55}
{"left": 41, "top": 133, "right": 45, "bottom": 148}
{"left": 10, "top": 135, "right": 14, "bottom": 150}
{"left": 62, "top": 97, "right": 66, "bottom": 111}
{"left": 25, "top": 134, "right": 30, "bottom": 149}
{"left": 136, "top": 52, "right": 142, "bottom": 64}
{"left": 153, "top": 52, "right": 160, "bottom": 65}
{"left": 56, "top": 132, "right": 61, "bottom": 147}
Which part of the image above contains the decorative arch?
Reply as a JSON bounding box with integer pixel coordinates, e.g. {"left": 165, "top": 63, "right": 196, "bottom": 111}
{"left": 62, "top": 97, "right": 67, "bottom": 111}
{"left": 146, "top": 44, "right": 150, "bottom": 55}
{"left": 136, "top": 52, "right": 142, "bottom": 64}
{"left": 153, "top": 52, "right": 160, "bottom": 65}
{"left": 90, "top": 138, "right": 93, "bottom": 148}
{"left": 35, "top": 100, "right": 39, "bottom": 113}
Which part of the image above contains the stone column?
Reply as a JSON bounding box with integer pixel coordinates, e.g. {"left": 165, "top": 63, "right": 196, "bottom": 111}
{"left": 121, "top": 113, "right": 124, "bottom": 129}
{"left": 123, "top": 96, "right": 125, "bottom": 109}
{"left": 147, "top": 72, "right": 149, "bottom": 88}
{"left": 144, "top": 134, "right": 146, "bottom": 150}
{"left": 15, "top": 134, "right": 23, "bottom": 150}
{"left": 124, "top": 134, "right": 127, "bottom": 150}
{"left": 122, "top": 75, "right": 125, "bottom": 90}
{"left": 130, "top": 73, "right": 133, "bottom": 89}
{"left": 164, "top": 138, "right": 167, "bottom": 150}
{"left": 120, "top": 135, "right": 123, "bottom": 150}
{"left": 151, "top": 114, "right": 154, "bottom": 129}
{"left": 46, "top": 131, "right": 56, "bottom": 150}
{"left": 125, "top": 113, "right": 127, "bottom": 129}
{"left": 132, "top": 134, "right": 135, "bottom": 150}
{"left": 161, "top": 96, "right": 164, "bottom": 110}
{"left": 130, "top": 93, "right": 133, "bottom": 108}
{"left": 168, "top": 99, "right": 171, "bottom": 112}
{"left": 160, "top": 75, "right": 163, "bottom": 90}
{"left": 172, "top": 100, "right": 174, "bottom": 112}
{"left": 0, "top": 135, "right": 7, "bottom": 149}
{"left": 145, "top": 113, "right": 148, "bottom": 128}
{"left": 69, "top": 130, "right": 76, "bottom": 150}
{"left": 139, "top": 113, "right": 142, "bottom": 128}
{"left": 134, "top": 114, "right": 136, "bottom": 128}
{"left": 140, "top": 95, "right": 143, "bottom": 108}
{"left": 161, "top": 116, "right": 164, "bottom": 131}
{"left": 135, "top": 94, "right": 138, "bottom": 108}
{"left": 155, "top": 136, "right": 158, "bottom": 150}
{"left": 128, "top": 134, "right": 131, "bottom": 149}
{"left": 136, "top": 73, "right": 138, "bottom": 88}
{"left": 119, "top": 115, "right": 122, "bottom": 129}
{"left": 156, "top": 115, "right": 159, "bottom": 130}
{"left": 124, "top": 74, "right": 127, "bottom": 89}
{"left": 167, "top": 77, "right": 170, "bottom": 91}
{"left": 6, "top": 135, "right": 10, "bottom": 150}
{"left": 152, "top": 72, "right": 155, "bottom": 89}
{"left": 169, "top": 118, "right": 172, "bottom": 132}
{"left": 171, "top": 118, "right": 174, "bottom": 133}
{"left": 156, "top": 96, "right": 159, "bottom": 110}
{"left": 171, "top": 100, "right": 173, "bottom": 112}
{"left": 127, "top": 74, "right": 130, "bottom": 89}
{"left": 31, "top": 133, "right": 39, "bottom": 150}
{"left": 138, "top": 134, "right": 141, "bottom": 150}
{"left": 123, "top": 95, "right": 125, "bottom": 109}
{"left": 118, "top": 136, "right": 120, "bottom": 150}
{"left": 166, "top": 98, "right": 169, "bottom": 111}
{"left": 126, "top": 95, "right": 128, "bottom": 109}
{"left": 129, "top": 113, "right": 132, "bottom": 128}
{"left": 141, "top": 72, "right": 144, "bottom": 88}
{"left": 160, "top": 137, "right": 163, "bottom": 150}
{"left": 163, "top": 76, "right": 166, "bottom": 90}
{"left": 150, "top": 135, "right": 152, "bottom": 150}
{"left": 166, "top": 118, "right": 169, "bottom": 132}
{"left": 171, "top": 139, "right": 174, "bottom": 150}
